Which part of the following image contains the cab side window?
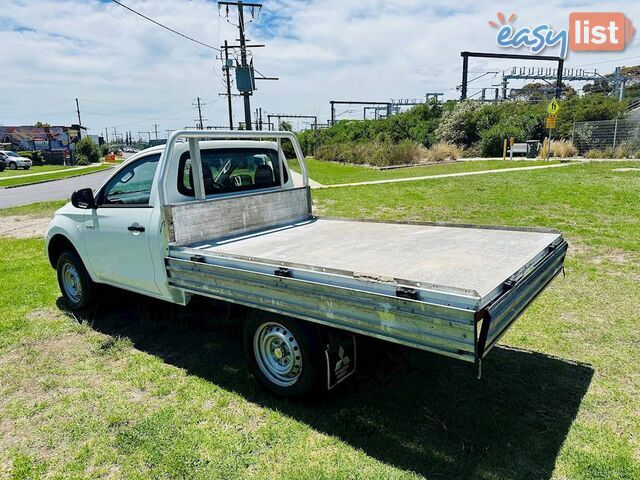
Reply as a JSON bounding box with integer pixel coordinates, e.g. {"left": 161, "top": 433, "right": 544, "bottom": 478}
{"left": 99, "top": 154, "right": 160, "bottom": 206}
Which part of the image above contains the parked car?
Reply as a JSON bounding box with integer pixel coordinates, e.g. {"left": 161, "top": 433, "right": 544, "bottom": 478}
{"left": 0, "top": 151, "right": 32, "bottom": 170}
{"left": 46, "top": 131, "right": 567, "bottom": 397}
{"left": 0, "top": 155, "right": 6, "bottom": 172}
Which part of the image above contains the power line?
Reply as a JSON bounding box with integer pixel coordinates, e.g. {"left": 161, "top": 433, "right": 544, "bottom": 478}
{"left": 110, "top": 0, "right": 220, "bottom": 52}
{"left": 571, "top": 55, "right": 640, "bottom": 68}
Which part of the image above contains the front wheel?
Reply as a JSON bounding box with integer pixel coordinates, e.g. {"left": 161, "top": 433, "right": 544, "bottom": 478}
{"left": 243, "top": 312, "right": 324, "bottom": 397}
{"left": 8, "top": 162, "right": 17, "bottom": 170}
{"left": 56, "top": 250, "right": 94, "bottom": 309}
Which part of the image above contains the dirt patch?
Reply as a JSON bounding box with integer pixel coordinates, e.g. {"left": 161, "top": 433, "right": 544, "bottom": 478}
{"left": 0, "top": 215, "right": 49, "bottom": 239}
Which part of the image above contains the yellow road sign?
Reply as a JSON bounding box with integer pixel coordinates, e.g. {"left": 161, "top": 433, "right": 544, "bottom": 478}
{"left": 546, "top": 115, "right": 557, "bottom": 129}
{"left": 548, "top": 99, "right": 560, "bottom": 115}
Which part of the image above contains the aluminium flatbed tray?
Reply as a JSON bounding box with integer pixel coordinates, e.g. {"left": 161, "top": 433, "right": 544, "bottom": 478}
{"left": 165, "top": 217, "right": 567, "bottom": 364}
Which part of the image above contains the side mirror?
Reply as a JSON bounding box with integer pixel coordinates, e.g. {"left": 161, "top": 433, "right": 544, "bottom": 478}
{"left": 71, "top": 188, "right": 96, "bottom": 209}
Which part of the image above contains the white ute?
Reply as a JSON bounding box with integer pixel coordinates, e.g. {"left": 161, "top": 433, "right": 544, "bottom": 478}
{"left": 46, "top": 131, "right": 567, "bottom": 396}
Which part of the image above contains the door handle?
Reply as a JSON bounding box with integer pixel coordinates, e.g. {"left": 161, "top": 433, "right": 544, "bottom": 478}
{"left": 127, "top": 224, "right": 145, "bottom": 233}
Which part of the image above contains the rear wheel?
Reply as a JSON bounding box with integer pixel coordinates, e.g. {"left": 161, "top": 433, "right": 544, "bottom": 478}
{"left": 56, "top": 250, "right": 94, "bottom": 309}
{"left": 244, "top": 312, "right": 324, "bottom": 397}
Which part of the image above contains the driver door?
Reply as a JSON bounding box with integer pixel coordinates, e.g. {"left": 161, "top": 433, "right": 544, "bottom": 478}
{"left": 83, "top": 153, "right": 161, "bottom": 294}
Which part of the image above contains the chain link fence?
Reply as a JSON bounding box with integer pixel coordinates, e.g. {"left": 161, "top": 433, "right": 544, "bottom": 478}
{"left": 572, "top": 117, "right": 640, "bottom": 155}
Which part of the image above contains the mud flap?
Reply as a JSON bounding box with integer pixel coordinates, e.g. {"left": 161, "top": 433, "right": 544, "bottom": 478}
{"left": 321, "top": 329, "right": 357, "bottom": 390}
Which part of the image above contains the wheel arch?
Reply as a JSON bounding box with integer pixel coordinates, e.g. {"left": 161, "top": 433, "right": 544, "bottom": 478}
{"left": 47, "top": 234, "right": 80, "bottom": 268}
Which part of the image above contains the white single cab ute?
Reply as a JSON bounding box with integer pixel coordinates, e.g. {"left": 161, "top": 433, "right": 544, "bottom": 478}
{"left": 46, "top": 131, "right": 567, "bottom": 396}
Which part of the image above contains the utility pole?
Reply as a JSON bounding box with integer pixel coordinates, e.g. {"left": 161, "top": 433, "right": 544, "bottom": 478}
{"left": 75, "top": 98, "right": 82, "bottom": 126}
{"left": 112, "top": 127, "right": 118, "bottom": 143}
{"left": 219, "top": 1, "right": 263, "bottom": 131}
{"left": 223, "top": 40, "right": 234, "bottom": 129}
{"left": 237, "top": 1, "right": 251, "bottom": 130}
{"left": 104, "top": 127, "right": 109, "bottom": 144}
{"left": 153, "top": 124, "right": 159, "bottom": 139}
{"left": 193, "top": 97, "right": 205, "bottom": 129}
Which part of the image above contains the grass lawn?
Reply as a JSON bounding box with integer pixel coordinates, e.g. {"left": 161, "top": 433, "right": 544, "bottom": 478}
{"left": 0, "top": 200, "right": 67, "bottom": 218}
{"left": 0, "top": 164, "right": 112, "bottom": 188}
{"left": 0, "top": 165, "right": 80, "bottom": 178}
{"left": 289, "top": 157, "right": 561, "bottom": 185}
{"left": 0, "top": 161, "right": 638, "bottom": 479}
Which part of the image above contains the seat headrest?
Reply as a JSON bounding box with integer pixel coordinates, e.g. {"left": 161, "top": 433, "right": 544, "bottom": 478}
{"left": 255, "top": 164, "right": 275, "bottom": 186}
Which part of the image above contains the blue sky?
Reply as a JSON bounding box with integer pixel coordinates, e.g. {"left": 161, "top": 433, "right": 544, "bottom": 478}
{"left": 0, "top": 0, "right": 638, "bottom": 137}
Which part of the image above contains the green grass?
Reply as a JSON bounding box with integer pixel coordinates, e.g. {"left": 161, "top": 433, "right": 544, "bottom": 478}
{"left": 0, "top": 165, "right": 81, "bottom": 178}
{"left": 0, "top": 200, "right": 67, "bottom": 218}
{"left": 0, "top": 164, "right": 112, "bottom": 188}
{"left": 0, "top": 161, "right": 639, "bottom": 479}
{"left": 289, "top": 157, "right": 560, "bottom": 185}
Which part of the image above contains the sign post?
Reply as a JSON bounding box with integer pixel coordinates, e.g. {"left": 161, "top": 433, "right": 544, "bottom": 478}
{"left": 546, "top": 100, "right": 560, "bottom": 160}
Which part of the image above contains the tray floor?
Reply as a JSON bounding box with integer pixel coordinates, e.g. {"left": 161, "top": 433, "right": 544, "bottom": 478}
{"left": 189, "top": 218, "right": 560, "bottom": 299}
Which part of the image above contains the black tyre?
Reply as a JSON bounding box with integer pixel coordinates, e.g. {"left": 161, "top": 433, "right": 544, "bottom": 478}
{"left": 24, "top": 166, "right": 30, "bottom": 170}
{"left": 243, "top": 311, "right": 324, "bottom": 397}
{"left": 56, "top": 250, "right": 94, "bottom": 309}
{"left": 8, "top": 161, "right": 17, "bottom": 170}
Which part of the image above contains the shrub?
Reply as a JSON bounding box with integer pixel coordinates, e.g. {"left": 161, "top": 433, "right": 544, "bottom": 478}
{"left": 74, "top": 136, "right": 101, "bottom": 164}
{"left": 428, "top": 142, "right": 463, "bottom": 162}
{"left": 100, "top": 144, "right": 109, "bottom": 157}
{"left": 586, "top": 148, "right": 615, "bottom": 159}
{"left": 435, "top": 101, "right": 482, "bottom": 146}
{"left": 550, "top": 140, "right": 578, "bottom": 158}
{"left": 75, "top": 153, "right": 90, "bottom": 165}
{"left": 613, "top": 142, "right": 637, "bottom": 159}
{"left": 314, "top": 141, "right": 423, "bottom": 167}
{"left": 480, "top": 122, "right": 525, "bottom": 157}
{"left": 17, "top": 150, "right": 45, "bottom": 165}
{"left": 462, "top": 142, "right": 483, "bottom": 158}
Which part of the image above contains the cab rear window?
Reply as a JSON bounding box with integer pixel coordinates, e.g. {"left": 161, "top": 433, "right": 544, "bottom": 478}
{"left": 177, "top": 148, "right": 287, "bottom": 197}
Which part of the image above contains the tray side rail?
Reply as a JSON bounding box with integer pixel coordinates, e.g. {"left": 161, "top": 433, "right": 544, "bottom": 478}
{"left": 165, "top": 256, "right": 478, "bottom": 362}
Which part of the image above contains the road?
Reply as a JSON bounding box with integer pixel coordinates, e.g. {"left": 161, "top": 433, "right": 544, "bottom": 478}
{"left": 0, "top": 169, "right": 113, "bottom": 209}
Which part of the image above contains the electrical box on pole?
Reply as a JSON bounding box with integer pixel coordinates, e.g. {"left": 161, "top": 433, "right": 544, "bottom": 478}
{"left": 235, "top": 65, "right": 256, "bottom": 93}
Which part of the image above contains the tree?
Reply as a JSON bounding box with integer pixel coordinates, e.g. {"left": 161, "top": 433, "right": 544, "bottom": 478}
{"left": 509, "top": 82, "right": 576, "bottom": 101}
{"left": 279, "top": 120, "right": 293, "bottom": 132}
{"left": 73, "top": 136, "right": 101, "bottom": 164}
{"left": 35, "top": 121, "right": 51, "bottom": 128}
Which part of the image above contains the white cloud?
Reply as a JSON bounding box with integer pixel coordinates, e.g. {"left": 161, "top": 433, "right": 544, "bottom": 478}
{"left": 0, "top": 0, "right": 638, "bottom": 135}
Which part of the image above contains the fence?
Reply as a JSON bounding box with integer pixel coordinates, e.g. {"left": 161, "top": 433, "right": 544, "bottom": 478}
{"left": 572, "top": 118, "right": 640, "bottom": 155}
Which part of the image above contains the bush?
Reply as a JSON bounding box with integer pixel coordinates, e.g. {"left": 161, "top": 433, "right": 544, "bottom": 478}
{"left": 100, "top": 144, "right": 109, "bottom": 157}
{"left": 586, "top": 148, "right": 614, "bottom": 159}
{"left": 613, "top": 142, "right": 638, "bottom": 159}
{"left": 74, "top": 136, "right": 101, "bottom": 164}
{"left": 462, "top": 142, "right": 483, "bottom": 158}
{"left": 75, "top": 153, "right": 90, "bottom": 166}
{"left": 550, "top": 140, "right": 578, "bottom": 158}
{"left": 427, "top": 142, "right": 463, "bottom": 162}
{"left": 314, "top": 141, "right": 423, "bottom": 167}
{"left": 17, "top": 150, "right": 45, "bottom": 165}
{"left": 480, "top": 122, "right": 525, "bottom": 157}
{"left": 435, "top": 101, "right": 482, "bottom": 146}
